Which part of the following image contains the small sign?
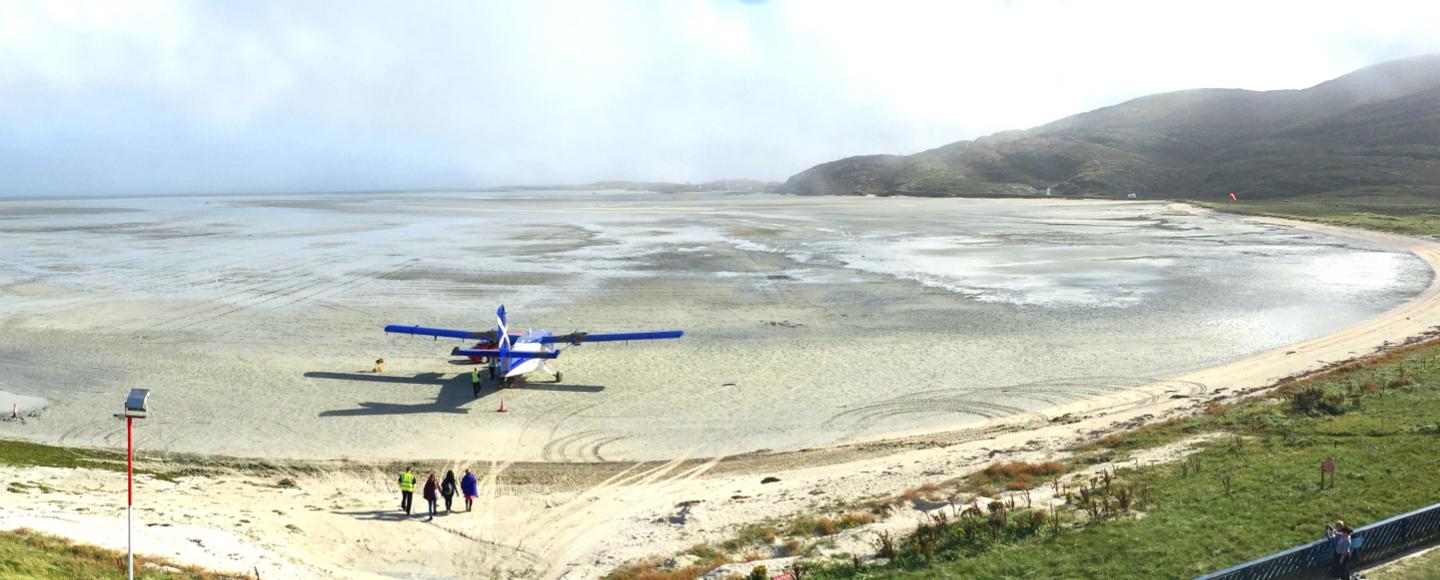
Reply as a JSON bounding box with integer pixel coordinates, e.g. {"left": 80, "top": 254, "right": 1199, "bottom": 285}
{"left": 1322, "top": 458, "right": 1335, "bottom": 474}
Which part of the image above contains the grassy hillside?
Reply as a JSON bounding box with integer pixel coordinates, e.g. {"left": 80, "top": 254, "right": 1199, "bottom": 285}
{"left": 798, "top": 338, "right": 1440, "bottom": 579}
{"left": 785, "top": 54, "right": 1440, "bottom": 199}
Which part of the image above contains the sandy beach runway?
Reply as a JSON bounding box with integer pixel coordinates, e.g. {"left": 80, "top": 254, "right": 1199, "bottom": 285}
{"left": 0, "top": 193, "right": 1428, "bottom": 462}
{"left": 1, "top": 194, "right": 1437, "bottom": 577}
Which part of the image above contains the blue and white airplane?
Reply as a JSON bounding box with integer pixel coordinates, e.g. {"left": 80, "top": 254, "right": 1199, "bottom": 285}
{"left": 384, "top": 305, "right": 683, "bottom": 386}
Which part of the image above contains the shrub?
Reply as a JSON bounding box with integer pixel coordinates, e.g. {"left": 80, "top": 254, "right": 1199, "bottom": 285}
{"left": 874, "top": 530, "right": 896, "bottom": 559}
{"left": 1319, "top": 392, "right": 1347, "bottom": 415}
{"left": 687, "top": 543, "right": 727, "bottom": 564}
{"left": 1291, "top": 386, "right": 1324, "bottom": 414}
{"left": 839, "top": 512, "right": 877, "bottom": 528}
{"left": 723, "top": 525, "right": 777, "bottom": 551}
{"left": 971, "top": 460, "right": 1067, "bottom": 491}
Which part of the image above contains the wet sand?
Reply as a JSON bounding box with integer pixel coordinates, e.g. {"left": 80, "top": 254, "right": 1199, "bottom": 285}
{"left": 0, "top": 193, "right": 1430, "bottom": 463}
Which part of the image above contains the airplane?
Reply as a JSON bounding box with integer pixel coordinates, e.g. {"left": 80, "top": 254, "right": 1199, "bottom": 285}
{"left": 383, "top": 305, "right": 683, "bottom": 387}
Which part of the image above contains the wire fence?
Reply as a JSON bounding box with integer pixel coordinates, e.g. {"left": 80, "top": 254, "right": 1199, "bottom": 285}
{"left": 1197, "top": 501, "right": 1440, "bottom": 579}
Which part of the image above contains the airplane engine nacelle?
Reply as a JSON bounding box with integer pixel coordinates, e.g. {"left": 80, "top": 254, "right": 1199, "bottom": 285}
{"left": 469, "top": 341, "right": 494, "bottom": 363}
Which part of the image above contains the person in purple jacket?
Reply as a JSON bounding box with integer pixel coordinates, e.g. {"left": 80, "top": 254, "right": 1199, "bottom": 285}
{"left": 461, "top": 469, "right": 479, "bottom": 512}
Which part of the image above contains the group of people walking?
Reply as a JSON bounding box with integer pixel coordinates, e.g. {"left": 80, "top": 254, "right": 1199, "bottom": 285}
{"left": 397, "top": 467, "right": 480, "bottom": 521}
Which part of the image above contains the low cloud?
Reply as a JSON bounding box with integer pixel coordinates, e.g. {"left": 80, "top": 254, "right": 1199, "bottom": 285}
{"left": 2, "top": 0, "right": 1438, "bottom": 197}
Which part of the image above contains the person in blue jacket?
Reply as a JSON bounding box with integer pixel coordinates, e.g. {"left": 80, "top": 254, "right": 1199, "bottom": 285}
{"left": 461, "top": 468, "right": 479, "bottom": 512}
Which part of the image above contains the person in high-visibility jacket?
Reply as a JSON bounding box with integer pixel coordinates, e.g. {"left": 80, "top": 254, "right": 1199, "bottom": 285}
{"left": 397, "top": 467, "right": 416, "bottom": 515}
{"left": 471, "top": 367, "right": 482, "bottom": 398}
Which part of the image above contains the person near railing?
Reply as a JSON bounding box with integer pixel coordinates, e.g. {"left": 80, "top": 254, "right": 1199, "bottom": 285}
{"left": 1325, "top": 520, "right": 1354, "bottom": 579}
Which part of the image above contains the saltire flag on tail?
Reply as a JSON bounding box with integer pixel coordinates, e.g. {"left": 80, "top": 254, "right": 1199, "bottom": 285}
{"left": 1229, "top": 192, "right": 1237, "bottom": 201}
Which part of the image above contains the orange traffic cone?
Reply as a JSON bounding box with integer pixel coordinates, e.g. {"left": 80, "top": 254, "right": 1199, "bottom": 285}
{"left": 497, "top": 397, "right": 507, "bottom": 413}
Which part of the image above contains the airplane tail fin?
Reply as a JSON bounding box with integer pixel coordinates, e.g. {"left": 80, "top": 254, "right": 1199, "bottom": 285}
{"left": 496, "top": 305, "right": 511, "bottom": 362}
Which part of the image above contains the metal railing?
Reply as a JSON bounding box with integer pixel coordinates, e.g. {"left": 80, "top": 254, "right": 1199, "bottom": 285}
{"left": 1198, "top": 501, "right": 1440, "bottom": 579}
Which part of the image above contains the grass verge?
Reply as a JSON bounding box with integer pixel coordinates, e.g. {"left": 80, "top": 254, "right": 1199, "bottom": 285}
{"left": 802, "top": 337, "right": 1440, "bottom": 578}
{"left": 1189, "top": 189, "right": 1440, "bottom": 237}
{"left": 1372, "top": 546, "right": 1440, "bottom": 580}
{"left": 0, "top": 528, "right": 247, "bottom": 579}
{"left": 0, "top": 439, "right": 126, "bottom": 472}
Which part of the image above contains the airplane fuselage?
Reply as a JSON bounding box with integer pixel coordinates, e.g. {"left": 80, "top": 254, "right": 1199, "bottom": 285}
{"left": 495, "top": 329, "right": 558, "bottom": 379}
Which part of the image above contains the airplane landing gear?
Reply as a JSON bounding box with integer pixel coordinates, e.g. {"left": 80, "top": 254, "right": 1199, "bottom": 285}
{"left": 553, "top": 371, "right": 563, "bottom": 383}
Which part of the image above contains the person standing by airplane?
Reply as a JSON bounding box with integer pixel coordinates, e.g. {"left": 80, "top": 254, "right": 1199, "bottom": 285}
{"left": 441, "top": 470, "right": 458, "bottom": 513}
{"left": 471, "top": 366, "right": 482, "bottom": 397}
{"left": 423, "top": 473, "right": 440, "bottom": 521}
{"left": 397, "top": 466, "right": 415, "bottom": 515}
{"left": 461, "top": 469, "right": 478, "bottom": 512}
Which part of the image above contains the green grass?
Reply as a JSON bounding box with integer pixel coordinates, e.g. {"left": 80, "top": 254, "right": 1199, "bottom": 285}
{"left": 807, "top": 339, "right": 1440, "bottom": 579}
{"left": 0, "top": 439, "right": 210, "bottom": 483}
{"left": 0, "top": 439, "right": 337, "bottom": 483}
{"left": 1190, "top": 189, "right": 1440, "bottom": 237}
{"left": 1373, "top": 546, "right": 1440, "bottom": 579}
{"left": 0, "top": 528, "right": 246, "bottom": 579}
{"left": 0, "top": 439, "right": 126, "bottom": 472}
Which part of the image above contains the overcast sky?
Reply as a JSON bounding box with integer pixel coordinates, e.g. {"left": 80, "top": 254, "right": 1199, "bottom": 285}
{"left": 2, "top": 0, "right": 1439, "bottom": 197}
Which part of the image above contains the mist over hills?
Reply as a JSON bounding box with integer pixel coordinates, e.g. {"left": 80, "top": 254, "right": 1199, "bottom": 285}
{"left": 784, "top": 54, "right": 1440, "bottom": 201}
{"left": 498, "top": 179, "right": 779, "bottom": 193}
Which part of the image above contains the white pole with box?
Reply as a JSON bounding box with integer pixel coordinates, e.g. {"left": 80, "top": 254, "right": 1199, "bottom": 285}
{"left": 121, "top": 389, "right": 150, "bottom": 580}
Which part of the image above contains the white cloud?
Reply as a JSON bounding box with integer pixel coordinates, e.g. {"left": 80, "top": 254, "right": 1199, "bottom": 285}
{"left": 1, "top": 0, "right": 1438, "bottom": 196}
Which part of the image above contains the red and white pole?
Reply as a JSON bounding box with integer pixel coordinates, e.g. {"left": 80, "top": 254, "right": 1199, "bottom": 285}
{"left": 127, "top": 415, "right": 134, "bottom": 580}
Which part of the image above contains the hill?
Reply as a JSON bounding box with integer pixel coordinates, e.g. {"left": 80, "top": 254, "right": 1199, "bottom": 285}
{"left": 784, "top": 55, "right": 1440, "bottom": 200}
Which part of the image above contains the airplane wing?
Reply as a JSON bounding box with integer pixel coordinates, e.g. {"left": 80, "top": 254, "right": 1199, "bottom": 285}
{"left": 450, "top": 347, "right": 558, "bottom": 360}
{"left": 539, "top": 330, "right": 684, "bottom": 345}
{"left": 384, "top": 325, "right": 500, "bottom": 341}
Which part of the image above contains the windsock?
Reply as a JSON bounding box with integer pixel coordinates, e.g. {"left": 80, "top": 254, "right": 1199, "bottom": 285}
{"left": 1229, "top": 192, "right": 1237, "bottom": 201}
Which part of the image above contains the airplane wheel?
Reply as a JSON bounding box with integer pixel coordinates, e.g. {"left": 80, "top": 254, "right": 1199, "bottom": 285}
{"left": 554, "top": 371, "right": 563, "bottom": 383}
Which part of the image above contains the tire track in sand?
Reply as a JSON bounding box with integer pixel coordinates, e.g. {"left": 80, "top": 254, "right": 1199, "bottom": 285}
{"left": 824, "top": 376, "right": 1207, "bottom": 431}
